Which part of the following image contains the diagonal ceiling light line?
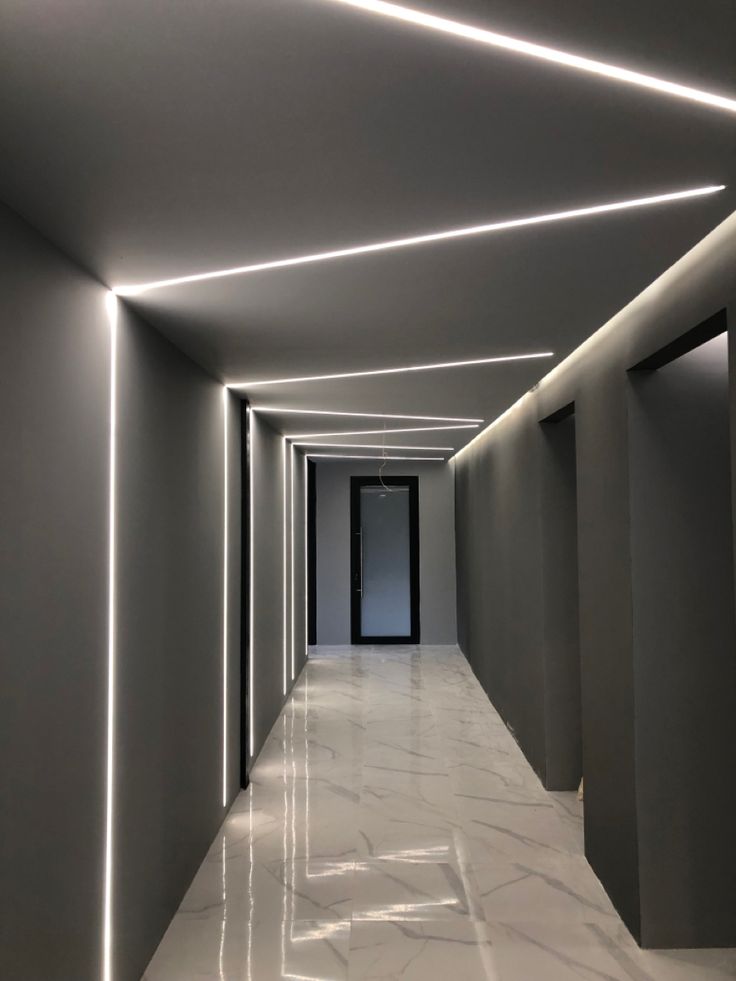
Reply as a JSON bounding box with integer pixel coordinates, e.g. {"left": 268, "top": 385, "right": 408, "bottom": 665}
{"left": 286, "top": 424, "right": 480, "bottom": 437}
{"left": 112, "top": 186, "right": 725, "bottom": 297}
{"left": 308, "top": 453, "right": 445, "bottom": 460}
{"left": 252, "top": 407, "right": 483, "bottom": 422}
{"left": 228, "top": 351, "right": 553, "bottom": 388}
{"left": 292, "top": 442, "right": 454, "bottom": 450}
{"left": 323, "top": 0, "right": 736, "bottom": 114}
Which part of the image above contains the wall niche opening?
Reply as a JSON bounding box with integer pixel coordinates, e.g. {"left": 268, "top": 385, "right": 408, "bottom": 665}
{"left": 628, "top": 312, "right": 736, "bottom": 948}
{"left": 540, "top": 402, "right": 583, "bottom": 803}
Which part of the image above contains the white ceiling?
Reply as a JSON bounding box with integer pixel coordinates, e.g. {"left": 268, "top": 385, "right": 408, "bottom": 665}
{"left": 2, "top": 0, "right": 735, "bottom": 454}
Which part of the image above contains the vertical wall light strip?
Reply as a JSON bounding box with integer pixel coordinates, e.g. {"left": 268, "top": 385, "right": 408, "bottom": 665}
{"left": 222, "top": 389, "right": 229, "bottom": 808}
{"left": 290, "top": 444, "right": 296, "bottom": 681}
{"left": 304, "top": 454, "right": 309, "bottom": 661}
{"left": 103, "top": 291, "right": 118, "bottom": 981}
{"left": 248, "top": 407, "right": 255, "bottom": 756}
{"left": 282, "top": 439, "right": 288, "bottom": 696}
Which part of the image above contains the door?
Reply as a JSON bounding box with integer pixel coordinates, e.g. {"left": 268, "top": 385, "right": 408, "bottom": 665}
{"left": 350, "top": 476, "right": 420, "bottom": 644}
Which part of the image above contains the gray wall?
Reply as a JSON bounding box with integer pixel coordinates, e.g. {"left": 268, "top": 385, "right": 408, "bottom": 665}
{"left": 1, "top": 204, "right": 109, "bottom": 981}
{"left": 0, "top": 205, "right": 242, "bottom": 981}
{"left": 114, "top": 303, "right": 241, "bottom": 980}
{"left": 454, "top": 209, "right": 736, "bottom": 947}
{"left": 315, "top": 460, "right": 456, "bottom": 645}
{"left": 248, "top": 413, "right": 307, "bottom": 763}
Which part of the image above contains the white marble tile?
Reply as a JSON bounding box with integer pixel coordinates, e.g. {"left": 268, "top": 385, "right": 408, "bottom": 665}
{"left": 348, "top": 919, "right": 498, "bottom": 980}
{"left": 352, "top": 859, "right": 475, "bottom": 921}
{"left": 484, "top": 920, "right": 736, "bottom": 981}
{"left": 473, "top": 855, "right": 618, "bottom": 925}
{"left": 143, "top": 646, "right": 735, "bottom": 981}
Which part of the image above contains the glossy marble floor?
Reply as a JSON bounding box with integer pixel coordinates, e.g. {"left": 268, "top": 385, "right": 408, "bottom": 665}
{"left": 144, "top": 646, "right": 736, "bottom": 980}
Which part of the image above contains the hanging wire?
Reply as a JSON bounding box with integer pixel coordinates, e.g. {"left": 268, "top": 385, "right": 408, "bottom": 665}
{"left": 378, "top": 420, "right": 397, "bottom": 492}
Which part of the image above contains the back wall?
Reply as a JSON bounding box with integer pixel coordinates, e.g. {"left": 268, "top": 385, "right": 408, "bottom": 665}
{"left": 315, "top": 459, "right": 456, "bottom": 645}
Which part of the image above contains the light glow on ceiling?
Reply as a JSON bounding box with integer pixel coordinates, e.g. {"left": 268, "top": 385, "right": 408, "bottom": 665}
{"left": 287, "top": 424, "right": 480, "bottom": 437}
{"left": 255, "top": 407, "right": 483, "bottom": 422}
{"left": 229, "top": 351, "right": 554, "bottom": 388}
{"left": 103, "top": 292, "right": 118, "bottom": 981}
{"left": 323, "top": 0, "right": 736, "bottom": 114}
{"left": 112, "top": 186, "right": 725, "bottom": 297}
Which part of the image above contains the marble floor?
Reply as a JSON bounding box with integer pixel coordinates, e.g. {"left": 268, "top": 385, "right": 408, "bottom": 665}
{"left": 143, "top": 646, "right": 736, "bottom": 980}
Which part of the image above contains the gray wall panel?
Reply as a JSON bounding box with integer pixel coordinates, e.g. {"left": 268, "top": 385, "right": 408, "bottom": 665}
{"left": 0, "top": 206, "right": 243, "bottom": 980}
{"left": 247, "top": 414, "right": 306, "bottom": 765}
{"left": 629, "top": 335, "right": 736, "bottom": 947}
{"left": 114, "top": 304, "right": 241, "bottom": 980}
{"left": 0, "top": 205, "right": 109, "bottom": 981}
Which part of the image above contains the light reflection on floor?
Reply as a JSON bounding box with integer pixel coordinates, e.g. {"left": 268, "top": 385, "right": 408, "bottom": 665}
{"left": 144, "top": 646, "right": 736, "bottom": 980}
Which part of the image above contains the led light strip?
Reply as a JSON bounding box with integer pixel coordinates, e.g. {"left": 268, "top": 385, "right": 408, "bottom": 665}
{"left": 303, "top": 454, "right": 309, "bottom": 662}
{"left": 324, "top": 0, "right": 736, "bottom": 114}
{"left": 103, "top": 293, "right": 118, "bottom": 981}
{"left": 112, "top": 186, "right": 725, "bottom": 297}
{"left": 293, "top": 442, "right": 454, "bottom": 450}
{"left": 308, "top": 453, "right": 445, "bottom": 460}
{"left": 287, "top": 424, "right": 480, "bottom": 438}
{"left": 255, "top": 407, "right": 483, "bottom": 422}
{"left": 222, "top": 389, "right": 229, "bottom": 807}
{"left": 290, "top": 444, "right": 296, "bottom": 682}
{"left": 229, "top": 351, "right": 553, "bottom": 388}
{"left": 282, "top": 439, "right": 288, "bottom": 695}
{"left": 248, "top": 406, "right": 255, "bottom": 756}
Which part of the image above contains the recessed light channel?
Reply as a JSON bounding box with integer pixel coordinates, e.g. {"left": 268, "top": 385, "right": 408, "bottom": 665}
{"left": 308, "top": 453, "right": 445, "bottom": 460}
{"left": 112, "top": 186, "right": 725, "bottom": 297}
{"left": 229, "top": 351, "right": 553, "bottom": 388}
{"left": 103, "top": 292, "right": 118, "bottom": 981}
{"left": 287, "top": 424, "right": 480, "bottom": 438}
{"left": 293, "top": 442, "right": 454, "bottom": 450}
{"left": 323, "top": 0, "right": 736, "bottom": 114}
{"left": 255, "top": 408, "right": 483, "bottom": 422}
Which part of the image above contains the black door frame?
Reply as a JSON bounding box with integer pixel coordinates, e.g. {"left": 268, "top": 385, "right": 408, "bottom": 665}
{"left": 350, "top": 476, "right": 420, "bottom": 644}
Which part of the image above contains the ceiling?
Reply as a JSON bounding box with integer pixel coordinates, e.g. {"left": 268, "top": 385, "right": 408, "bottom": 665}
{"left": 2, "top": 0, "right": 735, "bottom": 455}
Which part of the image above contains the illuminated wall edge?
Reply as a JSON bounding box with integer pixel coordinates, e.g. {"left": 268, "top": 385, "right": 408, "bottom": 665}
{"left": 247, "top": 407, "right": 254, "bottom": 757}
{"left": 282, "top": 438, "right": 288, "bottom": 696}
{"left": 303, "top": 453, "right": 309, "bottom": 661}
{"left": 290, "top": 444, "right": 296, "bottom": 681}
{"left": 103, "top": 291, "right": 118, "bottom": 981}
{"left": 222, "top": 388, "right": 229, "bottom": 808}
{"left": 453, "top": 210, "right": 736, "bottom": 463}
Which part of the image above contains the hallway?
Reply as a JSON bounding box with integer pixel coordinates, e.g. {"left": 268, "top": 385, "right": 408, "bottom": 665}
{"left": 143, "top": 647, "right": 736, "bottom": 981}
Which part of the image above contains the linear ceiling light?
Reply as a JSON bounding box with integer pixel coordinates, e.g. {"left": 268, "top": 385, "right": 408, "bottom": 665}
{"left": 293, "top": 442, "right": 454, "bottom": 450}
{"left": 309, "top": 453, "right": 445, "bottom": 460}
{"left": 254, "top": 407, "right": 482, "bottom": 422}
{"left": 323, "top": 0, "right": 736, "bottom": 114}
{"left": 112, "top": 186, "right": 724, "bottom": 297}
{"left": 287, "top": 424, "right": 480, "bottom": 437}
{"left": 229, "top": 352, "right": 554, "bottom": 388}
